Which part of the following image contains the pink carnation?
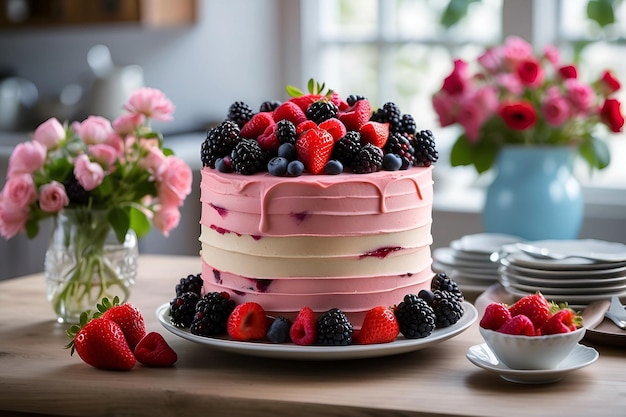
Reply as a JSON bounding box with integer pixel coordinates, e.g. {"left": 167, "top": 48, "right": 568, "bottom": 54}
{"left": 38, "top": 181, "right": 69, "bottom": 213}
{"left": 153, "top": 205, "right": 181, "bottom": 237}
{"left": 73, "top": 154, "right": 105, "bottom": 191}
{"left": 72, "top": 116, "right": 114, "bottom": 145}
{"left": 33, "top": 117, "right": 65, "bottom": 150}
{"left": 124, "top": 88, "right": 175, "bottom": 121}
{"left": 156, "top": 156, "right": 192, "bottom": 207}
{"left": 0, "top": 196, "right": 29, "bottom": 239}
{"left": 7, "top": 140, "right": 47, "bottom": 177}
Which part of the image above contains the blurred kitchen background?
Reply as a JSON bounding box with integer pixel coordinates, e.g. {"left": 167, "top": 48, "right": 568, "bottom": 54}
{"left": 1, "top": 0, "right": 625, "bottom": 279}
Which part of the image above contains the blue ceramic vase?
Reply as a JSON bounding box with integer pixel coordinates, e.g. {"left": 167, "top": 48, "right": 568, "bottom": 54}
{"left": 483, "top": 146, "right": 584, "bottom": 240}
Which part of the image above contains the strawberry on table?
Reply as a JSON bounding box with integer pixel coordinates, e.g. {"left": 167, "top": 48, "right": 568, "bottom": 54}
{"left": 134, "top": 332, "right": 178, "bottom": 367}
{"left": 227, "top": 302, "right": 269, "bottom": 341}
{"left": 295, "top": 127, "right": 334, "bottom": 174}
{"left": 66, "top": 314, "right": 136, "bottom": 371}
{"left": 354, "top": 306, "right": 399, "bottom": 345}
{"left": 96, "top": 297, "right": 146, "bottom": 351}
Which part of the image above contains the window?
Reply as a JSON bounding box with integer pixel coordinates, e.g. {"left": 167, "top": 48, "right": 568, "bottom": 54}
{"left": 300, "top": 0, "right": 625, "bottom": 200}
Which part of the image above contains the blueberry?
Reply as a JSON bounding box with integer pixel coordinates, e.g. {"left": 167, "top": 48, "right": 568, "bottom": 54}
{"left": 382, "top": 153, "right": 402, "bottom": 171}
{"left": 268, "top": 157, "right": 289, "bottom": 176}
{"left": 216, "top": 156, "right": 233, "bottom": 173}
{"left": 266, "top": 316, "right": 292, "bottom": 343}
{"left": 278, "top": 142, "right": 297, "bottom": 161}
{"left": 324, "top": 159, "right": 343, "bottom": 175}
{"left": 287, "top": 160, "right": 305, "bottom": 176}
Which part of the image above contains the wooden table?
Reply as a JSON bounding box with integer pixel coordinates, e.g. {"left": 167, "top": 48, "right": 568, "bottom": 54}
{"left": 1, "top": 255, "right": 625, "bottom": 417}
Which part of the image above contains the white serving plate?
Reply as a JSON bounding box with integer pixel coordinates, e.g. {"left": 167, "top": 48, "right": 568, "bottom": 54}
{"left": 157, "top": 302, "right": 477, "bottom": 360}
{"left": 466, "top": 343, "right": 598, "bottom": 384}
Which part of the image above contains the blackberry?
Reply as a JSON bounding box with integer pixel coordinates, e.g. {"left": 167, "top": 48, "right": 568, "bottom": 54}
{"left": 227, "top": 101, "right": 255, "bottom": 128}
{"left": 431, "top": 272, "right": 464, "bottom": 302}
{"left": 259, "top": 100, "right": 281, "bottom": 113}
{"left": 201, "top": 120, "right": 241, "bottom": 168}
{"left": 394, "top": 294, "right": 436, "bottom": 339}
{"left": 175, "top": 273, "right": 204, "bottom": 297}
{"left": 332, "top": 131, "right": 362, "bottom": 166}
{"left": 371, "top": 102, "right": 402, "bottom": 133}
{"left": 231, "top": 139, "right": 267, "bottom": 175}
{"left": 346, "top": 94, "right": 367, "bottom": 106}
{"left": 306, "top": 100, "right": 338, "bottom": 124}
{"left": 384, "top": 132, "right": 414, "bottom": 169}
{"left": 275, "top": 119, "right": 297, "bottom": 145}
{"left": 431, "top": 290, "right": 464, "bottom": 328}
{"left": 63, "top": 173, "right": 90, "bottom": 205}
{"left": 352, "top": 143, "right": 383, "bottom": 174}
{"left": 400, "top": 114, "right": 417, "bottom": 136}
{"left": 412, "top": 129, "right": 439, "bottom": 167}
{"left": 169, "top": 292, "right": 200, "bottom": 328}
{"left": 190, "top": 292, "right": 236, "bottom": 337}
{"left": 317, "top": 308, "right": 353, "bottom": 345}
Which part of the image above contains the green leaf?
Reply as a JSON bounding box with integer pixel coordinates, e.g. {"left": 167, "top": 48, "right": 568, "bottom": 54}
{"left": 440, "top": 0, "right": 481, "bottom": 29}
{"left": 129, "top": 206, "right": 152, "bottom": 238}
{"left": 108, "top": 207, "right": 131, "bottom": 243}
{"left": 450, "top": 135, "right": 475, "bottom": 166}
{"left": 286, "top": 84, "right": 304, "bottom": 97}
{"left": 586, "top": 0, "right": 616, "bottom": 28}
{"left": 162, "top": 147, "right": 175, "bottom": 157}
{"left": 450, "top": 135, "right": 498, "bottom": 174}
{"left": 579, "top": 138, "right": 611, "bottom": 170}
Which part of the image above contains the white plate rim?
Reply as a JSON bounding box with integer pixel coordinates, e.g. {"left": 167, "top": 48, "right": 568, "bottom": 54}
{"left": 500, "top": 274, "right": 626, "bottom": 296}
{"left": 501, "top": 258, "right": 626, "bottom": 278}
{"left": 466, "top": 343, "right": 599, "bottom": 384}
{"left": 500, "top": 285, "right": 626, "bottom": 303}
{"left": 450, "top": 233, "right": 522, "bottom": 254}
{"left": 156, "top": 302, "right": 477, "bottom": 360}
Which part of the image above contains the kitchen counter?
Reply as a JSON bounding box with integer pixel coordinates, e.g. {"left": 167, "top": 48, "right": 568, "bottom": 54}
{"left": 0, "top": 255, "right": 625, "bottom": 417}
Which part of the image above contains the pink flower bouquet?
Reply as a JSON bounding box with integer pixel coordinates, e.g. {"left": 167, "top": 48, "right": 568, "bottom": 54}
{"left": 432, "top": 36, "right": 625, "bottom": 173}
{"left": 0, "top": 87, "right": 192, "bottom": 240}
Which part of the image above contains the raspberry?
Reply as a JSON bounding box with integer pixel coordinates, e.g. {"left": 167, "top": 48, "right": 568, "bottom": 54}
{"left": 316, "top": 308, "right": 353, "bottom": 346}
{"left": 290, "top": 306, "right": 317, "bottom": 345}
{"left": 227, "top": 302, "right": 269, "bottom": 341}
{"left": 479, "top": 302, "right": 512, "bottom": 331}
{"left": 190, "top": 292, "right": 236, "bottom": 337}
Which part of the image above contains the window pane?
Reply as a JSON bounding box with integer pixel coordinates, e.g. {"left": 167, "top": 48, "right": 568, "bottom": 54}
{"left": 319, "top": 0, "right": 378, "bottom": 38}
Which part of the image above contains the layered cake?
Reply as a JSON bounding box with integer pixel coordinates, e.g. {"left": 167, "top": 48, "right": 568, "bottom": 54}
{"left": 199, "top": 80, "right": 439, "bottom": 324}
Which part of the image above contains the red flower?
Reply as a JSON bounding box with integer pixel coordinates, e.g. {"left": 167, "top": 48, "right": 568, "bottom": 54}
{"left": 599, "top": 70, "right": 621, "bottom": 95}
{"left": 516, "top": 58, "right": 543, "bottom": 87}
{"left": 498, "top": 101, "right": 537, "bottom": 131}
{"left": 558, "top": 65, "right": 578, "bottom": 79}
{"left": 442, "top": 59, "right": 471, "bottom": 95}
{"left": 600, "top": 98, "right": 625, "bottom": 133}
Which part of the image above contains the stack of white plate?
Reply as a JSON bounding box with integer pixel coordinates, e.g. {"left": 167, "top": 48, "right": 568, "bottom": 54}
{"left": 433, "top": 233, "right": 522, "bottom": 292}
{"left": 498, "top": 239, "right": 626, "bottom": 306}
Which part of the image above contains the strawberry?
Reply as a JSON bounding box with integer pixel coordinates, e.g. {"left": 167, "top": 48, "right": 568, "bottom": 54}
{"left": 508, "top": 292, "right": 552, "bottom": 329}
{"left": 497, "top": 314, "right": 536, "bottom": 336}
{"left": 240, "top": 112, "right": 275, "bottom": 139}
{"left": 288, "top": 94, "right": 324, "bottom": 113}
{"left": 273, "top": 101, "right": 307, "bottom": 126}
{"left": 257, "top": 124, "right": 280, "bottom": 152}
{"left": 330, "top": 91, "right": 349, "bottom": 111}
{"left": 338, "top": 99, "right": 371, "bottom": 131}
{"left": 134, "top": 332, "right": 178, "bottom": 367}
{"left": 295, "top": 127, "right": 334, "bottom": 174}
{"left": 479, "top": 302, "right": 512, "bottom": 331}
{"left": 66, "top": 314, "right": 136, "bottom": 371}
{"left": 227, "top": 302, "right": 269, "bottom": 341}
{"left": 286, "top": 78, "right": 334, "bottom": 113}
{"left": 354, "top": 306, "right": 399, "bottom": 345}
{"left": 296, "top": 120, "right": 317, "bottom": 136}
{"left": 290, "top": 306, "right": 317, "bottom": 345}
{"left": 318, "top": 118, "right": 347, "bottom": 142}
{"left": 539, "top": 308, "right": 581, "bottom": 335}
{"left": 97, "top": 297, "right": 146, "bottom": 351}
{"left": 359, "top": 121, "right": 390, "bottom": 148}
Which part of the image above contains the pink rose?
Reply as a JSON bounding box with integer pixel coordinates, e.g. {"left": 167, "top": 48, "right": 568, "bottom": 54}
{"left": 33, "top": 117, "right": 65, "bottom": 150}
{"left": 0, "top": 196, "right": 29, "bottom": 239}
{"left": 600, "top": 98, "right": 625, "bottom": 133}
{"left": 141, "top": 146, "right": 167, "bottom": 174}
{"left": 441, "top": 59, "right": 471, "bottom": 95}
{"left": 7, "top": 140, "right": 47, "bottom": 177}
{"left": 495, "top": 73, "right": 523, "bottom": 95}
{"left": 112, "top": 113, "right": 145, "bottom": 136}
{"left": 542, "top": 88, "right": 570, "bottom": 127}
{"left": 1, "top": 174, "right": 37, "bottom": 208}
{"left": 89, "top": 144, "right": 118, "bottom": 168}
{"left": 153, "top": 205, "right": 181, "bottom": 236}
{"left": 124, "top": 88, "right": 175, "bottom": 121}
{"left": 73, "top": 154, "right": 104, "bottom": 191}
{"left": 156, "top": 156, "right": 192, "bottom": 207}
{"left": 477, "top": 47, "right": 501, "bottom": 73}
{"left": 543, "top": 44, "right": 560, "bottom": 66}
{"left": 565, "top": 79, "right": 594, "bottom": 115}
{"left": 72, "top": 116, "right": 114, "bottom": 145}
{"left": 38, "top": 181, "right": 69, "bottom": 213}
{"left": 516, "top": 58, "right": 544, "bottom": 87}
{"left": 457, "top": 94, "right": 494, "bottom": 142}
{"left": 432, "top": 92, "right": 458, "bottom": 127}
{"left": 501, "top": 36, "right": 533, "bottom": 69}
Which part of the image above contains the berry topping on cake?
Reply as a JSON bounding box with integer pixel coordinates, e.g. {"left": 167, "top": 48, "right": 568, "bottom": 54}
{"left": 316, "top": 308, "right": 353, "bottom": 346}
{"left": 199, "top": 79, "right": 439, "bottom": 176}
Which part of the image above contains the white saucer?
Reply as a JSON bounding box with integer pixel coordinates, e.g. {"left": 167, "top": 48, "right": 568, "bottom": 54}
{"left": 466, "top": 343, "right": 598, "bottom": 384}
{"left": 157, "top": 302, "right": 477, "bottom": 360}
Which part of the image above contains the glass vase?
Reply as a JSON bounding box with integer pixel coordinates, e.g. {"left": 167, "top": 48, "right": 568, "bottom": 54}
{"left": 44, "top": 208, "right": 138, "bottom": 324}
{"left": 483, "top": 145, "right": 584, "bottom": 241}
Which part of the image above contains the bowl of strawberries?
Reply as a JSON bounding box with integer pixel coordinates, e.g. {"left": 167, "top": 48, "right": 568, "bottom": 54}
{"left": 479, "top": 292, "right": 585, "bottom": 370}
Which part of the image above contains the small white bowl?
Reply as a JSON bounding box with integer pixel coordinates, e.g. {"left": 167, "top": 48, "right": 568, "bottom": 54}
{"left": 479, "top": 326, "right": 586, "bottom": 370}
